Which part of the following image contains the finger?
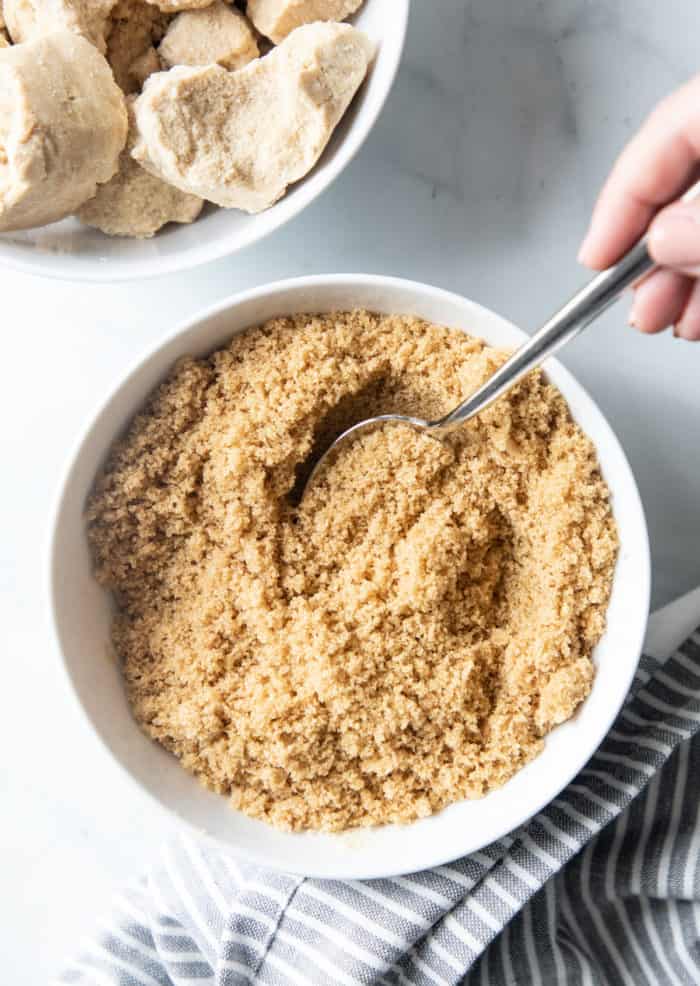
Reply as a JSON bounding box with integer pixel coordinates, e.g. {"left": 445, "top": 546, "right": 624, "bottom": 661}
{"left": 629, "top": 269, "right": 693, "bottom": 334}
{"left": 648, "top": 200, "right": 700, "bottom": 276}
{"left": 579, "top": 75, "right": 700, "bottom": 269}
{"left": 677, "top": 278, "right": 700, "bottom": 340}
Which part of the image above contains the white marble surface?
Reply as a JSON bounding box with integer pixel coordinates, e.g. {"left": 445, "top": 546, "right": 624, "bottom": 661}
{"left": 2, "top": 1, "right": 700, "bottom": 980}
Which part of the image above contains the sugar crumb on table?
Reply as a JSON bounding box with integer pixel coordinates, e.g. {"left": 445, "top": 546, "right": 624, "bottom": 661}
{"left": 87, "top": 311, "right": 618, "bottom": 832}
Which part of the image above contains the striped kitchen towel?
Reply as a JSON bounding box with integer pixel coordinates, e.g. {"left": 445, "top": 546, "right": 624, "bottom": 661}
{"left": 57, "top": 589, "right": 700, "bottom": 986}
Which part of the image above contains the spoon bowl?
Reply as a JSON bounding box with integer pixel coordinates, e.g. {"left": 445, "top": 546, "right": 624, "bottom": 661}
{"left": 303, "top": 412, "right": 430, "bottom": 495}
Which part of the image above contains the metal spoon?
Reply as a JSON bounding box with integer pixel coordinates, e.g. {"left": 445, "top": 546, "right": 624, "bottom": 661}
{"left": 302, "top": 180, "right": 700, "bottom": 498}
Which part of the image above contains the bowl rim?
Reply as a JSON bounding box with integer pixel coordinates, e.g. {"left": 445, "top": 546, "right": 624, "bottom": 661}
{"left": 0, "top": 5, "right": 410, "bottom": 284}
{"left": 47, "top": 273, "right": 651, "bottom": 878}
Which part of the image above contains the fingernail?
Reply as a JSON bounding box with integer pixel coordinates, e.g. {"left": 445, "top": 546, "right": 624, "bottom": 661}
{"left": 649, "top": 208, "right": 700, "bottom": 266}
{"left": 577, "top": 230, "right": 594, "bottom": 264}
{"left": 628, "top": 294, "right": 641, "bottom": 327}
{"left": 676, "top": 321, "right": 700, "bottom": 341}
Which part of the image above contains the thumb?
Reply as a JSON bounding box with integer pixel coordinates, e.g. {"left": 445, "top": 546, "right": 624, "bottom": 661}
{"left": 648, "top": 200, "right": 700, "bottom": 275}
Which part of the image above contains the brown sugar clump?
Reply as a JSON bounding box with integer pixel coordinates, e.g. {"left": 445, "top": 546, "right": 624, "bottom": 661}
{"left": 106, "top": 0, "right": 170, "bottom": 92}
{"left": 78, "top": 98, "right": 203, "bottom": 238}
{"left": 87, "top": 312, "right": 618, "bottom": 832}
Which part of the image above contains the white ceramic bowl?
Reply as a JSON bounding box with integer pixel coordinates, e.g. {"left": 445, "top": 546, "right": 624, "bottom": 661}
{"left": 49, "top": 275, "right": 650, "bottom": 879}
{"left": 0, "top": 4, "right": 409, "bottom": 282}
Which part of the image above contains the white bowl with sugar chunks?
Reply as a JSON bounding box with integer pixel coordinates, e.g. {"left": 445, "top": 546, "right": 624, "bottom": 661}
{"left": 0, "top": 0, "right": 409, "bottom": 278}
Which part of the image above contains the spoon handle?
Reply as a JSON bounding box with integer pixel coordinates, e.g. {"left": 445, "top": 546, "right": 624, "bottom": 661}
{"left": 435, "top": 179, "right": 700, "bottom": 434}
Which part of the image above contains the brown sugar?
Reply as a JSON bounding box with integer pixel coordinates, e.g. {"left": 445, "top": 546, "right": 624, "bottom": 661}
{"left": 87, "top": 312, "right": 618, "bottom": 832}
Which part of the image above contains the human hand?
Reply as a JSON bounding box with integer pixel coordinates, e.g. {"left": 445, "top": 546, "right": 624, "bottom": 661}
{"left": 579, "top": 75, "right": 700, "bottom": 340}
